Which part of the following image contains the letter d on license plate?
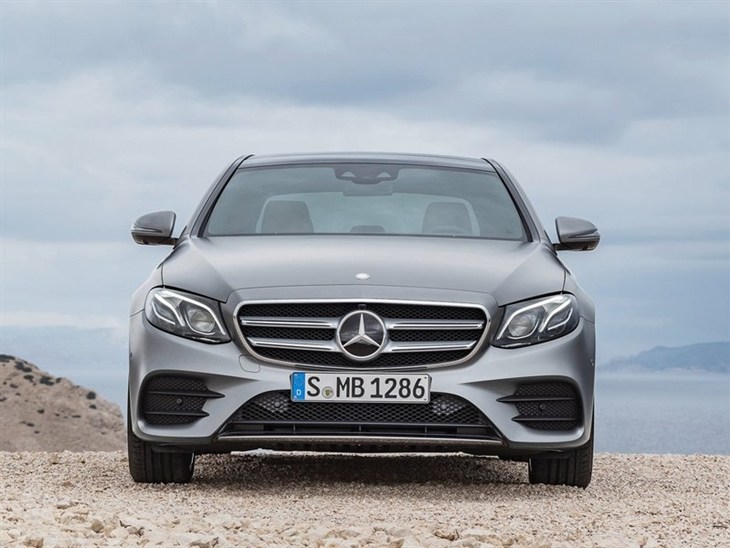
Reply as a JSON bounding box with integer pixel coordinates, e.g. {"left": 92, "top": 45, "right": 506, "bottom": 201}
{"left": 291, "top": 372, "right": 430, "bottom": 403}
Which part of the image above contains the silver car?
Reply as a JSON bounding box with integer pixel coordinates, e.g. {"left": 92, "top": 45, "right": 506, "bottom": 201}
{"left": 128, "top": 153, "right": 599, "bottom": 487}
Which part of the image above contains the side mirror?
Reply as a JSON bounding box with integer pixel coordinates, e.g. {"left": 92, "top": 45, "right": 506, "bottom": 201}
{"left": 554, "top": 217, "right": 600, "bottom": 251}
{"left": 131, "top": 211, "right": 177, "bottom": 246}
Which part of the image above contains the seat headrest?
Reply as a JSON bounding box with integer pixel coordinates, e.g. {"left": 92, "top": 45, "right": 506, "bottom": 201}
{"left": 422, "top": 202, "right": 473, "bottom": 235}
{"left": 260, "top": 200, "right": 314, "bottom": 233}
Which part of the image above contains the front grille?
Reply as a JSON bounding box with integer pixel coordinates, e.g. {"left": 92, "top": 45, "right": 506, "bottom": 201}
{"left": 498, "top": 382, "right": 580, "bottom": 431}
{"left": 220, "top": 391, "right": 499, "bottom": 441}
{"left": 237, "top": 301, "right": 489, "bottom": 369}
{"left": 141, "top": 376, "right": 222, "bottom": 425}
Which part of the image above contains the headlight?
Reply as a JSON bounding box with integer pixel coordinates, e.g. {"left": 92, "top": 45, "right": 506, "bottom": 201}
{"left": 144, "top": 288, "right": 230, "bottom": 343}
{"left": 492, "top": 294, "right": 579, "bottom": 348}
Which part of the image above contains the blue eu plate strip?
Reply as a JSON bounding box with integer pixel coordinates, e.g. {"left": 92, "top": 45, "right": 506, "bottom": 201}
{"left": 291, "top": 372, "right": 306, "bottom": 401}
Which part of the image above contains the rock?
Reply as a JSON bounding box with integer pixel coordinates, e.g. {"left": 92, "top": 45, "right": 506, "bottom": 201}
{"left": 0, "top": 356, "right": 124, "bottom": 451}
{"left": 388, "top": 527, "right": 412, "bottom": 538}
{"left": 110, "top": 527, "right": 129, "bottom": 539}
{"left": 459, "top": 527, "right": 502, "bottom": 544}
{"left": 434, "top": 529, "right": 459, "bottom": 541}
{"left": 190, "top": 537, "right": 220, "bottom": 548}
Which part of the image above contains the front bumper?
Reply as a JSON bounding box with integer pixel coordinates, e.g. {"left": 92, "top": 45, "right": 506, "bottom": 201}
{"left": 129, "top": 302, "right": 595, "bottom": 455}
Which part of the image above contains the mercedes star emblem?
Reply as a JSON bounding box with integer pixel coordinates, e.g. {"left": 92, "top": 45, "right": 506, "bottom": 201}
{"left": 336, "top": 310, "right": 387, "bottom": 361}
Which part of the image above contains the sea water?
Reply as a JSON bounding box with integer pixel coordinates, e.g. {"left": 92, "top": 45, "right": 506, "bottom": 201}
{"left": 595, "top": 372, "right": 730, "bottom": 454}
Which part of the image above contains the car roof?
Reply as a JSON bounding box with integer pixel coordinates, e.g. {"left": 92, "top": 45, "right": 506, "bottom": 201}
{"left": 239, "top": 152, "right": 496, "bottom": 171}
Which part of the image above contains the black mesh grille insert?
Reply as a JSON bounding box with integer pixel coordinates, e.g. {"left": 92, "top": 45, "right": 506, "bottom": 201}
{"left": 141, "top": 375, "right": 222, "bottom": 425}
{"left": 144, "top": 394, "right": 208, "bottom": 414}
{"left": 222, "top": 391, "right": 499, "bottom": 441}
{"left": 389, "top": 330, "right": 477, "bottom": 342}
{"left": 243, "top": 326, "right": 335, "bottom": 341}
{"left": 252, "top": 348, "right": 468, "bottom": 368}
{"left": 145, "top": 376, "right": 207, "bottom": 393}
{"left": 499, "top": 382, "right": 580, "bottom": 431}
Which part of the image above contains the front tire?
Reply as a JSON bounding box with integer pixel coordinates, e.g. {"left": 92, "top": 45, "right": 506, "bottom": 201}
{"left": 127, "top": 404, "right": 195, "bottom": 483}
{"left": 528, "top": 421, "right": 594, "bottom": 488}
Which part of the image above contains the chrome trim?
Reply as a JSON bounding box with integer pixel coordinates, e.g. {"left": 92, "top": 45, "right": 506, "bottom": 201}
{"left": 233, "top": 298, "right": 492, "bottom": 371}
{"left": 335, "top": 310, "right": 388, "bottom": 362}
{"left": 216, "top": 434, "right": 504, "bottom": 447}
{"left": 247, "top": 338, "right": 338, "bottom": 352}
{"left": 385, "top": 319, "right": 484, "bottom": 330}
{"left": 240, "top": 317, "right": 485, "bottom": 332}
{"left": 386, "top": 340, "right": 476, "bottom": 353}
{"left": 246, "top": 338, "right": 476, "bottom": 354}
{"left": 240, "top": 317, "right": 339, "bottom": 329}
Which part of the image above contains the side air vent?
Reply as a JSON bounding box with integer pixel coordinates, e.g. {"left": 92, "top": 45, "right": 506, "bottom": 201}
{"left": 141, "top": 376, "right": 223, "bottom": 425}
{"left": 498, "top": 382, "right": 580, "bottom": 431}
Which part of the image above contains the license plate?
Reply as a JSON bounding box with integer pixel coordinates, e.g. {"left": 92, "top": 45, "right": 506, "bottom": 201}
{"left": 291, "top": 372, "right": 430, "bottom": 403}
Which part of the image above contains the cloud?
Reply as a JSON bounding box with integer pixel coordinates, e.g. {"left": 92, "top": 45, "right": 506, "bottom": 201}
{"left": 0, "top": 1, "right": 728, "bottom": 360}
{"left": 2, "top": 2, "right": 727, "bottom": 141}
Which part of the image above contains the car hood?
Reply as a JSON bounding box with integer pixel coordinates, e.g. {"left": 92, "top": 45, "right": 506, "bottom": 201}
{"left": 161, "top": 235, "right": 566, "bottom": 306}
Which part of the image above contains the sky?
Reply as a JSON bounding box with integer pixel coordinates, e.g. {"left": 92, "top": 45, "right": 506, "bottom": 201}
{"left": 1, "top": 1, "right": 729, "bottom": 373}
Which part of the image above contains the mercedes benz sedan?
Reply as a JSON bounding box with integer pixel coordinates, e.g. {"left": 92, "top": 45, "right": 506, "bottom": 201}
{"left": 128, "top": 152, "right": 599, "bottom": 487}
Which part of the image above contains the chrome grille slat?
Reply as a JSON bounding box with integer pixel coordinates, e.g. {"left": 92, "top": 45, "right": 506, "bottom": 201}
{"left": 236, "top": 300, "right": 490, "bottom": 370}
{"left": 386, "top": 341, "right": 477, "bottom": 352}
{"left": 240, "top": 317, "right": 339, "bottom": 329}
{"left": 384, "top": 319, "right": 484, "bottom": 330}
{"left": 240, "top": 317, "right": 483, "bottom": 331}
{"left": 248, "top": 338, "right": 339, "bottom": 352}
{"left": 247, "top": 338, "right": 477, "bottom": 353}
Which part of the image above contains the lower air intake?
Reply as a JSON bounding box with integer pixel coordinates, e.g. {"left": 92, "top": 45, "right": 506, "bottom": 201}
{"left": 141, "top": 375, "right": 222, "bottom": 425}
{"left": 221, "top": 391, "right": 500, "bottom": 441}
{"left": 498, "top": 382, "right": 581, "bottom": 431}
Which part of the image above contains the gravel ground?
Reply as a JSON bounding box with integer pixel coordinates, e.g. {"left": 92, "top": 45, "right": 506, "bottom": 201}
{"left": 1, "top": 451, "right": 728, "bottom": 547}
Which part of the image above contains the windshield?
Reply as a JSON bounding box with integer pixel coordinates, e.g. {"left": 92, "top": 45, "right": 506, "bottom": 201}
{"left": 204, "top": 163, "right": 526, "bottom": 240}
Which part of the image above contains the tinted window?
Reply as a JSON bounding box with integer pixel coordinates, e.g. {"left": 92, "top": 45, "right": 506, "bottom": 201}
{"left": 205, "top": 164, "right": 525, "bottom": 240}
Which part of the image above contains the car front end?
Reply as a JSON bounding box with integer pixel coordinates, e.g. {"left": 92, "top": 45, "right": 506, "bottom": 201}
{"left": 127, "top": 153, "right": 599, "bottom": 486}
